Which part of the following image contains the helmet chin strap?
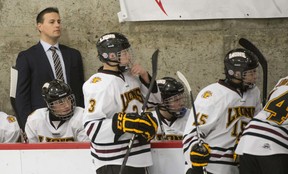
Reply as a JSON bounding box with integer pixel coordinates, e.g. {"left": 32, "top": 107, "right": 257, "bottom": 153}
{"left": 50, "top": 109, "right": 74, "bottom": 121}
{"left": 159, "top": 105, "right": 185, "bottom": 119}
{"left": 106, "top": 60, "right": 120, "bottom": 67}
{"left": 158, "top": 106, "right": 173, "bottom": 120}
{"left": 105, "top": 59, "right": 130, "bottom": 72}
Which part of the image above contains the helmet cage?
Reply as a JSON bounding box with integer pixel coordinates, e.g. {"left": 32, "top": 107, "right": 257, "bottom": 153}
{"left": 160, "top": 92, "right": 188, "bottom": 118}
{"left": 42, "top": 79, "right": 75, "bottom": 120}
{"left": 157, "top": 77, "right": 188, "bottom": 118}
{"left": 242, "top": 68, "right": 258, "bottom": 89}
{"left": 47, "top": 94, "right": 76, "bottom": 120}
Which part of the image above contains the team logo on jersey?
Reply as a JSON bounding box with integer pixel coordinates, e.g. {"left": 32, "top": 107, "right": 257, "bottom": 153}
{"left": 202, "top": 91, "right": 212, "bottom": 99}
{"left": 6, "top": 115, "right": 16, "bottom": 123}
{"left": 226, "top": 106, "right": 255, "bottom": 128}
{"left": 155, "top": 134, "right": 183, "bottom": 140}
{"left": 38, "top": 136, "right": 75, "bottom": 142}
{"left": 121, "top": 88, "right": 143, "bottom": 112}
{"left": 91, "top": 77, "right": 101, "bottom": 83}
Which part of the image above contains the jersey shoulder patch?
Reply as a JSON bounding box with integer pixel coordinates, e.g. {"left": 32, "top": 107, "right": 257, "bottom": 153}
{"left": 6, "top": 115, "right": 16, "bottom": 123}
{"left": 91, "top": 77, "right": 101, "bottom": 84}
{"left": 201, "top": 90, "right": 212, "bottom": 99}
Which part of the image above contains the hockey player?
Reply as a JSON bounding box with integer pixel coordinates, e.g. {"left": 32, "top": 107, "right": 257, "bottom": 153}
{"left": 25, "top": 79, "right": 88, "bottom": 142}
{"left": 153, "top": 77, "right": 190, "bottom": 140}
{"left": 182, "top": 48, "right": 262, "bottom": 174}
{"left": 235, "top": 76, "right": 288, "bottom": 174}
{"left": 0, "top": 111, "right": 21, "bottom": 143}
{"left": 82, "top": 32, "right": 161, "bottom": 174}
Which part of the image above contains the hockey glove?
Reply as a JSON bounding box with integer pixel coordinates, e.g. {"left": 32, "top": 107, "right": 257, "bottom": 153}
{"left": 190, "top": 142, "right": 211, "bottom": 167}
{"left": 112, "top": 112, "right": 158, "bottom": 142}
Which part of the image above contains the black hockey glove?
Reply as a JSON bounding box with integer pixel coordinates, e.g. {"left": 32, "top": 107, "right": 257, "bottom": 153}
{"left": 190, "top": 142, "right": 211, "bottom": 167}
{"left": 112, "top": 112, "right": 158, "bottom": 142}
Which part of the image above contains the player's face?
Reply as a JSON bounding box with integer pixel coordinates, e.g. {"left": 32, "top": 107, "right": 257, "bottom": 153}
{"left": 38, "top": 12, "right": 61, "bottom": 41}
{"left": 119, "top": 49, "right": 133, "bottom": 66}
{"left": 50, "top": 96, "right": 72, "bottom": 117}
{"left": 243, "top": 68, "right": 258, "bottom": 85}
{"left": 165, "top": 93, "right": 186, "bottom": 112}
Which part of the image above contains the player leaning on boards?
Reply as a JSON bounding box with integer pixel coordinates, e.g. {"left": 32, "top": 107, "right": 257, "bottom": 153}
{"left": 25, "top": 79, "right": 89, "bottom": 142}
{"left": 182, "top": 48, "right": 263, "bottom": 174}
{"left": 82, "top": 32, "right": 161, "bottom": 174}
{"left": 235, "top": 76, "right": 288, "bottom": 174}
{"left": 153, "top": 77, "right": 190, "bottom": 140}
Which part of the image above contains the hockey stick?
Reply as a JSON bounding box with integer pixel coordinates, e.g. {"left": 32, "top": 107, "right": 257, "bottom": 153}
{"left": 176, "top": 71, "right": 207, "bottom": 174}
{"left": 239, "top": 38, "right": 268, "bottom": 106}
{"left": 176, "top": 71, "right": 200, "bottom": 139}
{"left": 119, "top": 49, "right": 159, "bottom": 174}
{"left": 156, "top": 108, "right": 167, "bottom": 140}
{"left": 10, "top": 66, "right": 28, "bottom": 143}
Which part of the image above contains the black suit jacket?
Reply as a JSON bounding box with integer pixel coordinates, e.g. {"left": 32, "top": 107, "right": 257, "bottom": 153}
{"left": 15, "top": 42, "right": 84, "bottom": 128}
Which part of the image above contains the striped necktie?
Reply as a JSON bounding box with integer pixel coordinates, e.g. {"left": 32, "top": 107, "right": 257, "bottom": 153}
{"left": 50, "top": 46, "right": 64, "bottom": 81}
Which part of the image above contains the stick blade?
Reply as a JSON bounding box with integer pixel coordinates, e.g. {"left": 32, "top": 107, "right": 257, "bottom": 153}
{"left": 239, "top": 38, "right": 268, "bottom": 69}
{"left": 151, "top": 49, "right": 159, "bottom": 76}
{"left": 176, "top": 71, "right": 191, "bottom": 92}
{"left": 141, "top": 49, "right": 159, "bottom": 111}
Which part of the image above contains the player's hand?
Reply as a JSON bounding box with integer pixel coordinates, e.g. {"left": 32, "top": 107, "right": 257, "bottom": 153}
{"left": 112, "top": 112, "right": 158, "bottom": 142}
{"left": 130, "top": 64, "right": 149, "bottom": 83}
{"left": 190, "top": 142, "right": 211, "bottom": 167}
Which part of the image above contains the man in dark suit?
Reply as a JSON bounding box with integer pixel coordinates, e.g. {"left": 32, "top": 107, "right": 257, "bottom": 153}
{"left": 15, "top": 7, "right": 84, "bottom": 129}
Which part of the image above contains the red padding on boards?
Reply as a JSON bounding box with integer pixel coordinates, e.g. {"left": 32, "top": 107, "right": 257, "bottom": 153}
{"left": 0, "top": 140, "right": 182, "bottom": 150}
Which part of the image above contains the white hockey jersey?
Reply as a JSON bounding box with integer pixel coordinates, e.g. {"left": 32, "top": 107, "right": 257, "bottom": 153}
{"left": 183, "top": 80, "right": 262, "bottom": 174}
{"left": 0, "top": 112, "right": 20, "bottom": 143}
{"left": 25, "top": 107, "right": 89, "bottom": 142}
{"left": 82, "top": 69, "right": 161, "bottom": 171}
{"left": 236, "top": 76, "right": 288, "bottom": 156}
{"left": 152, "top": 109, "right": 190, "bottom": 140}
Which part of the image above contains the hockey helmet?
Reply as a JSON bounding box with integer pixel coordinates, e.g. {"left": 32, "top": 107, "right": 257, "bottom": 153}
{"left": 224, "top": 48, "right": 259, "bottom": 89}
{"left": 157, "top": 77, "right": 187, "bottom": 118}
{"left": 96, "top": 32, "right": 131, "bottom": 64}
{"left": 42, "top": 79, "right": 75, "bottom": 120}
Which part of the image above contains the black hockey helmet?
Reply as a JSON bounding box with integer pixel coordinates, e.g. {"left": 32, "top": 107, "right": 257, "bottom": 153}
{"left": 157, "top": 77, "right": 187, "bottom": 118}
{"left": 96, "top": 32, "right": 131, "bottom": 64}
{"left": 158, "top": 77, "right": 184, "bottom": 100}
{"left": 42, "top": 79, "right": 75, "bottom": 120}
{"left": 224, "top": 48, "right": 259, "bottom": 89}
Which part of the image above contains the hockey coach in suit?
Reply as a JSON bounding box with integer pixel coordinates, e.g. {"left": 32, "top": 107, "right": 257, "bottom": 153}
{"left": 15, "top": 7, "right": 84, "bottom": 129}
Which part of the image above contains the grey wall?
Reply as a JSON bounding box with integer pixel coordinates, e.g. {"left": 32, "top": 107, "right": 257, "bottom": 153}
{"left": 0, "top": 0, "right": 287, "bottom": 114}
